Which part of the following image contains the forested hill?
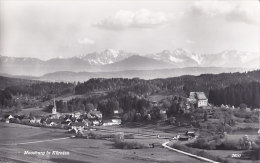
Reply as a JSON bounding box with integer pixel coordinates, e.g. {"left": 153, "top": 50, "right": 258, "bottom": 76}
{"left": 209, "top": 82, "right": 260, "bottom": 108}
{"left": 75, "top": 69, "right": 260, "bottom": 96}
{"left": 0, "top": 76, "right": 40, "bottom": 90}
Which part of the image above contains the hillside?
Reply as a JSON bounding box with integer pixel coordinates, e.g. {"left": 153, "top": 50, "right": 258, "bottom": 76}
{"left": 0, "top": 76, "right": 40, "bottom": 90}
{"left": 75, "top": 69, "right": 260, "bottom": 97}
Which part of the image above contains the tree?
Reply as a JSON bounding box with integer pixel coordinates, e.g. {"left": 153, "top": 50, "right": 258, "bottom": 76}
{"left": 204, "top": 111, "right": 208, "bottom": 121}
{"left": 167, "top": 116, "right": 176, "bottom": 125}
{"left": 239, "top": 103, "right": 247, "bottom": 111}
{"left": 79, "top": 104, "right": 86, "bottom": 111}
{"left": 29, "top": 112, "right": 34, "bottom": 119}
{"left": 239, "top": 135, "right": 252, "bottom": 150}
{"left": 86, "top": 103, "right": 95, "bottom": 112}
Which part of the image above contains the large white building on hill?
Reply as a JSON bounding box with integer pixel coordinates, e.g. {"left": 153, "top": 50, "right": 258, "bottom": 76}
{"left": 188, "top": 92, "right": 208, "bottom": 107}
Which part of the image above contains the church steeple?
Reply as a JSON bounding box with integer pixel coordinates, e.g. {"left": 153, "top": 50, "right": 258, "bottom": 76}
{"left": 52, "top": 97, "right": 57, "bottom": 114}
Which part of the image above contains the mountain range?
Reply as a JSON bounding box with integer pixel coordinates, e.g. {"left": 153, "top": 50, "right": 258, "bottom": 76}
{"left": 0, "top": 48, "right": 259, "bottom": 78}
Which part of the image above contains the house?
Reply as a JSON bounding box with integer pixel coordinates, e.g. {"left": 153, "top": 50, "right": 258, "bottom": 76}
{"left": 89, "top": 110, "right": 102, "bottom": 120}
{"left": 49, "top": 112, "right": 61, "bottom": 119}
{"left": 151, "top": 101, "right": 158, "bottom": 106}
{"left": 188, "top": 92, "right": 208, "bottom": 107}
{"left": 29, "top": 117, "right": 42, "bottom": 124}
{"left": 82, "top": 119, "right": 91, "bottom": 127}
{"left": 103, "top": 120, "right": 114, "bottom": 126}
{"left": 70, "top": 122, "right": 85, "bottom": 132}
{"left": 5, "top": 115, "right": 14, "bottom": 123}
{"left": 45, "top": 119, "right": 62, "bottom": 127}
{"left": 185, "top": 131, "right": 196, "bottom": 137}
{"left": 245, "top": 107, "right": 251, "bottom": 112}
{"left": 30, "top": 118, "right": 36, "bottom": 124}
{"left": 114, "top": 110, "right": 119, "bottom": 114}
{"left": 92, "top": 120, "right": 101, "bottom": 126}
{"left": 13, "top": 115, "right": 25, "bottom": 120}
{"left": 73, "top": 112, "right": 82, "bottom": 119}
{"left": 103, "top": 119, "right": 120, "bottom": 126}
{"left": 159, "top": 109, "right": 167, "bottom": 114}
{"left": 103, "top": 116, "right": 122, "bottom": 126}
{"left": 61, "top": 121, "right": 71, "bottom": 128}
{"left": 21, "top": 118, "right": 30, "bottom": 124}
{"left": 64, "top": 117, "right": 72, "bottom": 122}
{"left": 76, "top": 119, "right": 90, "bottom": 127}
{"left": 178, "top": 135, "right": 189, "bottom": 141}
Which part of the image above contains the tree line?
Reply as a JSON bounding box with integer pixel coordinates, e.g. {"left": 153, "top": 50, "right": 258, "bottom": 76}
{"left": 75, "top": 70, "right": 260, "bottom": 97}
{"left": 209, "top": 81, "right": 260, "bottom": 108}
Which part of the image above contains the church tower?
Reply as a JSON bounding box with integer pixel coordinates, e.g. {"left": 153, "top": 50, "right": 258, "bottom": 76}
{"left": 52, "top": 97, "right": 57, "bottom": 114}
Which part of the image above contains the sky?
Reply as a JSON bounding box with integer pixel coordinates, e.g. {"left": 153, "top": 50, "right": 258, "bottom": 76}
{"left": 0, "top": 0, "right": 259, "bottom": 60}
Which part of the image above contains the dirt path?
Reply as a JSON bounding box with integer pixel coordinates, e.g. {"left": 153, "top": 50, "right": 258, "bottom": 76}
{"left": 162, "top": 141, "right": 219, "bottom": 163}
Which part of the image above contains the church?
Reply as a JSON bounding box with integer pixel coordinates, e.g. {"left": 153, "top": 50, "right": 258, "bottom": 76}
{"left": 49, "top": 97, "right": 61, "bottom": 119}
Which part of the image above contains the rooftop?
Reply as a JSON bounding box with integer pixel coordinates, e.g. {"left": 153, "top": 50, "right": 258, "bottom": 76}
{"left": 71, "top": 122, "right": 85, "bottom": 127}
{"left": 196, "top": 92, "right": 207, "bottom": 100}
{"left": 190, "top": 92, "right": 207, "bottom": 100}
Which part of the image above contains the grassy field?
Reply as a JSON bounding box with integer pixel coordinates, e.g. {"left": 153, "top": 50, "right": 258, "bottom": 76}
{"left": 206, "top": 150, "right": 256, "bottom": 163}
{"left": 0, "top": 122, "right": 203, "bottom": 163}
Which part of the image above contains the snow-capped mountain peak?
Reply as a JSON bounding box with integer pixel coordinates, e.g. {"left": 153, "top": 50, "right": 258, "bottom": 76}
{"left": 146, "top": 48, "right": 200, "bottom": 66}
{"left": 77, "top": 49, "right": 135, "bottom": 65}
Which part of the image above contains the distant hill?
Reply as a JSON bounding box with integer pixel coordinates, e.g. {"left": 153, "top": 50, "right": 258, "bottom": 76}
{"left": 103, "top": 55, "right": 175, "bottom": 71}
{"left": 39, "top": 67, "right": 253, "bottom": 82}
{"left": 0, "top": 56, "right": 94, "bottom": 76}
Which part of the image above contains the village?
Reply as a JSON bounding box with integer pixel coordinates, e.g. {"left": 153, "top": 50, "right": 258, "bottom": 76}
{"left": 1, "top": 98, "right": 123, "bottom": 135}
{"left": 2, "top": 91, "right": 258, "bottom": 140}
{"left": 1, "top": 92, "right": 213, "bottom": 139}
{"left": 0, "top": 75, "right": 259, "bottom": 163}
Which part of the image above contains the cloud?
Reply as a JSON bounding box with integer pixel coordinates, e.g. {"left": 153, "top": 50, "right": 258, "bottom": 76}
{"left": 78, "top": 37, "right": 95, "bottom": 45}
{"left": 185, "top": 39, "right": 195, "bottom": 44}
{"left": 226, "top": 4, "right": 259, "bottom": 25}
{"left": 190, "top": 0, "right": 259, "bottom": 25}
{"left": 94, "top": 9, "right": 169, "bottom": 30}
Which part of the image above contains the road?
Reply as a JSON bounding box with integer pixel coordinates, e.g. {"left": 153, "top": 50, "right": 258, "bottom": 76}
{"left": 94, "top": 126, "right": 222, "bottom": 163}
{"left": 162, "top": 141, "right": 219, "bottom": 163}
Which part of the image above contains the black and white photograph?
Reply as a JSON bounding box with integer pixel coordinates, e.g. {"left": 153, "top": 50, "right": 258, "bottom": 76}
{"left": 0, "top": 0, "right": 259, "bottom": 162}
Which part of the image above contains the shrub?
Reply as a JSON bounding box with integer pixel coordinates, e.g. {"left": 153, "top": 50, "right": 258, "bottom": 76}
{"left": 114, "top": 140, "right": 147, "bottom": 149}
{"left": 124, "top": 134, "right": 135, "bottom": 139}
{"left": 219, "top": 139, "right": 240, "bottom": 150}
{"left": 192, "top": 138, "right": 210, "bottom": 149}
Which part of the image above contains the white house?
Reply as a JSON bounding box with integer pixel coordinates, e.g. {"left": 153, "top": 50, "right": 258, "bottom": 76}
{"left": 5, "top": 115, "right": 14, "bottom": 123}
{"left": 103, "top": 116, "right": 122, "bottom": 126}
{"left": 73, "top": 112, "right": 82, "bottom": 119}
{"left": 188, "top": 92, "right": 208, "bottom": 107}
{"left": 92, "top": 120, "right": 100, "bottom": 126}
{"left": 45, "top": 119, "right": 61, "bottom": 127}
{"left": 89, "top": 110, "right": 102, "bottom": 120}
{"left": 160, "top": 109, "right": 167, "bottom": 114}
{"left": 29, "top": 117, "right": 42, "bottom": 124}
{"left": 114, "top": 110, "right": 119, "bottom": 114}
